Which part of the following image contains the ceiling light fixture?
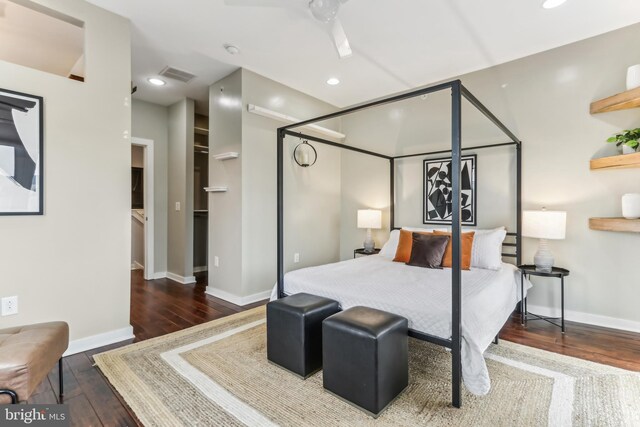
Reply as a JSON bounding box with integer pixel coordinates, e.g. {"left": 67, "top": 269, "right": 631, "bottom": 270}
{"left": 542, "top": 0, "right": 567, "bottom": 9}
{"left": 147, "top": 77, "right": 166, "bottom": 86}
{"left": 327, "top": 78, "right": 340, "bottom": 86}
{"left": 224, "top": 44, "right": 240, "bottom": 55}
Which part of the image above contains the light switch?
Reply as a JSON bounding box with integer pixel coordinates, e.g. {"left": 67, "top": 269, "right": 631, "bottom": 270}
{"left": 175, "top": 202, "right": 181, "bottom": 211}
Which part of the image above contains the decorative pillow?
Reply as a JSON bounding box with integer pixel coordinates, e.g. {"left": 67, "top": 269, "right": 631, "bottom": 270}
{"left": 471, "top": 228, "right": 507, "bottom": 270}
{"left": 379, "top": 229, "right": 401, "bottom": 259}
{"left": 406, "top": 233, "right": 450, "bottom": 269}
{"left": 432, "top": 231, "right": 475, "bottom": 270}
{"left": 393, "top": 229, "right": 432, "bottom": 263}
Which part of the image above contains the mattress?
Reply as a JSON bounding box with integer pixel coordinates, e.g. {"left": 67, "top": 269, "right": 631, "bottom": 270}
{"left": 270, "top": 255, "right": 531, "bottom": 395}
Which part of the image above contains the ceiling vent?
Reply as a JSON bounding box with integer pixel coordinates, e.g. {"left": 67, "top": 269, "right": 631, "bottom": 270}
{"left": 159, "top": 66, "right": 196, "bottom": 83}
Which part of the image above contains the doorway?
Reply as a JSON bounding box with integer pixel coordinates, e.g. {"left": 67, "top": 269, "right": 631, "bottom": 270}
{"left": 131, "top": 137, "right": 155, "bottom": 280}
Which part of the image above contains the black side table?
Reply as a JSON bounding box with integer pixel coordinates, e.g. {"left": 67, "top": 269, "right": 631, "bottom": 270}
{"left": 354, "top": 248, "right": 381, "bottom": 258}
{"left": 518, "top": 265, "right": 570, "bottom": 333}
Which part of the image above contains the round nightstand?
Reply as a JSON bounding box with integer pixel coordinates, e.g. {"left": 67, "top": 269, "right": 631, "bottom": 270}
{"left": 518, "top": 264, "right": 570, "bottom": 333}
{"left": 353, "top": 248, "right": 381, "bottom": 258}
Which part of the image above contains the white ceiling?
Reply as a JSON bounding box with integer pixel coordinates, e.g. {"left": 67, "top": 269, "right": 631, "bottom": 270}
{"left": 87, "top": 0, "right": 640, "bottom": 111}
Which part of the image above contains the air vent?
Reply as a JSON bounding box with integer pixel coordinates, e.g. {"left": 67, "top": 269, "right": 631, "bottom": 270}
{"left": 159, "top": 66, "right": 196, "bottom": 83}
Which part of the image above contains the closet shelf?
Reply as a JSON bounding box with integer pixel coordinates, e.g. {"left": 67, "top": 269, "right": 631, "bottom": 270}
{"left": 590, "top": 152, "right": 640, "bottom": 170}
{"left": 213, "top": 152, "right": 239, "bottom": 161}
{"left": 590, "top": 87, "right": 640, "bottom": 114}
{"left": 589, "top": 217, "right": 640, "bottom": 233}
{"left": 194, "top": 127, "right": 209, "bottom": 135}
{"left": 205, "top": 186, "right": 228, "bottom": 193}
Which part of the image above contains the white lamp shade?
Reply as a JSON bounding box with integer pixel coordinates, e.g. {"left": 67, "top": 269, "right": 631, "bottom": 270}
{"left": 357, "top": 209, "right": 382, "bottom": 229}
{"left": 522, "top": 210, "right": 566, "bottom": 240}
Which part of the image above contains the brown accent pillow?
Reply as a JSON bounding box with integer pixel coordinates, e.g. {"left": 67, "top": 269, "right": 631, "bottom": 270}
{"left": 393, "top": 229, "right": 432, "bottom": 263}
{"left": 433, "top": 231, "right": 475, "bottom": 270}
{"left": 406, "top": 233, "right": 450, "bottom": 269}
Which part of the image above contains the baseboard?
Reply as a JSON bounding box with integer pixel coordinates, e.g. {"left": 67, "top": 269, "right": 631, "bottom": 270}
{"left": 64, "top": 325, "right": 134, "bottom": 356}
{"left": 193, "top": 266, "right": 208, "bottom": 273}
{"left": 153, "top": 271, "right": 167, "bottom": 279}
{"left": 166, "top": 272, "right": 197, "bottom": 284}
{"left": 527, "top": 304, "right": 640, "bottom": 334}
{"left": 131, "top": 261, "right": 144, "bottom": 271}
{"left": 205, "top": 287, "right": 271, "bottom": 306}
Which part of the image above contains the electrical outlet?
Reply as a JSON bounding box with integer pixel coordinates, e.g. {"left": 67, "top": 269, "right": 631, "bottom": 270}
{"left": 175, "top": 202, "right": 181, "bottom": 211}
{"left": 214, "top": 256, "right": 219, "bottom": 267}
{"left": 1, "top": 296, "right": 18, "bottom": 316}
{"left": 294, "top": 253, "right": 300, "bottom": 263}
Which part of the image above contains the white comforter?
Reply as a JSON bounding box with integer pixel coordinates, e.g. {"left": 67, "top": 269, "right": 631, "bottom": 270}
{"left": 270, "top": 255, "right": 531, "bottom": 395}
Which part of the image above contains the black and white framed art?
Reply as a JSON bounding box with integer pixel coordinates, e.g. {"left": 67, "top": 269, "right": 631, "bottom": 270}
{"left": 423, "top": 154, "right": 476, "bottom": 226}
{"left": 0, "top": 88, "right": 44, "bottom": 215}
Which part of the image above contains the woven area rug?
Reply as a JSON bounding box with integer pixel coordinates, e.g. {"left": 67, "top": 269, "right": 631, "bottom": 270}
{"left": 94, "top": 307, "right": 640, "bottom": 427}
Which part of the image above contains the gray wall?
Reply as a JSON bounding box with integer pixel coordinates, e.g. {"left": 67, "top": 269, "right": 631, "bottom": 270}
{"left": 208, "top": 70, "right": 243, "bottom": 296}
{"left": 167, "top": 98, "right": 195, "bottom": 280}
{"left": 131, "top": 99, "right": 169, "bottom": 274}
{"left": 0, "top": 0, "right": 132, "bottom": 341}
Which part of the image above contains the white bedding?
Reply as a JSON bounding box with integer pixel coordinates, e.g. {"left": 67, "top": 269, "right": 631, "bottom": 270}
{"left": 270, "top": 255, "right": 531, "bottom": 395}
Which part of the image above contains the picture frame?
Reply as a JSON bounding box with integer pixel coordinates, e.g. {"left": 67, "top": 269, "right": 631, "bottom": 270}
{"left": 423, "top": 154, "right": 476, "bottom": 226}
{"left": 0, "top": 88, "right": 44, "bottom": 216}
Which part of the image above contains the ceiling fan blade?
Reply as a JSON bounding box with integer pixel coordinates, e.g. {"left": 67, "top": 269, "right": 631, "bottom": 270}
{"left": 331, "top": 18, "right": 352, "bottom": 59}
{"left": 224, "top": 0, "right": 299, "bottom": 7}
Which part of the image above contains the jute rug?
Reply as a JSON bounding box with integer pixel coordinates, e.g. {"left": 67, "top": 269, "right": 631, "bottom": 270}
{"left": 94, "top": 307, "right": 640, "bottom": 427}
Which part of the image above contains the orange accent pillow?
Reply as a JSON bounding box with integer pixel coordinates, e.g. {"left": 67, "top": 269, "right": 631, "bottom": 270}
{"left": 393, "top": 229, "right": 432, "bottom": 263}
{"left": 433, "top": 231, "right": 475, "bottom": 270}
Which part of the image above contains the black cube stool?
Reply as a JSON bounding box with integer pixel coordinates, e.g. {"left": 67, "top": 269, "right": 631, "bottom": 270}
{"left": 267, "top": 293, "right": 340, "bottom": 378}
{"left": 323, "top": 306, "right": 408, "bottom": 417}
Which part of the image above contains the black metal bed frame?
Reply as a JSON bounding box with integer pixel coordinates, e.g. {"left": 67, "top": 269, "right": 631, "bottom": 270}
{"left": 276, "top": 79, "right": 522, "bottom": 408}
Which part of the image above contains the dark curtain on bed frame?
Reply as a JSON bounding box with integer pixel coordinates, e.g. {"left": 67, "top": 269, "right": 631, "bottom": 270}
{"left": 276, "top": 79, "right": 522, "bottom": 408}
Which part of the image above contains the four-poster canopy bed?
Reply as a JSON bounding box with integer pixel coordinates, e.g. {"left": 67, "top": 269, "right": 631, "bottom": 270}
{"left": 275, "top": 79, "right": 522, "bottom": 408}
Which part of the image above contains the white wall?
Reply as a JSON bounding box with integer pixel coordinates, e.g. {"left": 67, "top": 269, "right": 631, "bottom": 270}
{"left": 167, "top": 98, "right": 195, "bottom": 281}
{"left": 131, "top": 99, "right": 169, "bottom": 275}
{"left": 0, "top": 0, "right": 131, "bottom": 342}
{"left": 338, "top": 23, "right": 640, "bottom": 330}
{"left": 207, "top": 69, "right": 340, "bottom": 302}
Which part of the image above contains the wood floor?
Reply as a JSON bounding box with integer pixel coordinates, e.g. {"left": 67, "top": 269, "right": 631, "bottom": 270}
{"left": 24, "top": 270, "right": 640, "bottom": 426}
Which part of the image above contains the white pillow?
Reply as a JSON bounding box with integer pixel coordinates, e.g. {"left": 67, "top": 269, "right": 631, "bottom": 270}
{"left": 379, "top": 229, "right": 400, "bottom": 259}
{"left": 471, "top": 227, "right": 507, "bottom": 270}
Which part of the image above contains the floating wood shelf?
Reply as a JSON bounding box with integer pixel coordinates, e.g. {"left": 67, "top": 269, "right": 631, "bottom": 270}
{"left": 204, "top": 186, "right": 228, "bottom": 193}
{"left": 589, "top": 217, "right": 640, "bottom": 233}
{"left": 213, "top": 152, "right": 239, "bottom": 161}
{"left": 194, "top": 127, "right": 209, "bottom": 135}
{"left": 590, "top": 152, "right": 640, "bottom": 170}
{"left": 590, "top": 87, "right": 640, "bottom": 114}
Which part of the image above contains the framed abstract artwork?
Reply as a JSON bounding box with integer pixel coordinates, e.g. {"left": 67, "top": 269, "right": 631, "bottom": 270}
{"left": 0, "top": 88, "right": 44, "bottom": 215}
{"left": 423, "top": 155, "right": 476, "bottom": 226}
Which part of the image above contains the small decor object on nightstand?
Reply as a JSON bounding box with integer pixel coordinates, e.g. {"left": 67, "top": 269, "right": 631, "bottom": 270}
{"left": 518, "top": 265, "right": 570, "bottom": 333}
{"left": 357, "top": 209, "right": 382, "bottom": 253}
{"left": 354, "top": 248, "right": 381, "bottom": 258}
{"left": 523, "top": 208, "right": 566, "bottom": 272}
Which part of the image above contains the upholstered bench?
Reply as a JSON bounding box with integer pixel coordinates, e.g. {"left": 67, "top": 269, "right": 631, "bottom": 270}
{"left": 267, "top": 293, "right": 340, "bottom": 378}
{"left": 0, "top": 322, "right": 69, "bottom": 404}
{"left": 322, "top": 306, "right": 408, "bottom": 417}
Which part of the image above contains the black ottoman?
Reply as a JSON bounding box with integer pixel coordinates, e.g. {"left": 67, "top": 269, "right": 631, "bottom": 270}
{"left": 323, "top": 306, "right": 408, "bottom": 417}
{"left": 267, "top": 293, "right": 340, "bottom": 378}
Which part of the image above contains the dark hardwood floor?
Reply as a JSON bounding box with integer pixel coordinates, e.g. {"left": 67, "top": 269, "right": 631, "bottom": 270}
{"left": 24, "top": 270, "right": 640, "bottom": 426}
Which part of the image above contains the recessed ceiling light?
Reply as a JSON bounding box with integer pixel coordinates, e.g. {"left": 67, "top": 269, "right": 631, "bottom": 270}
{"left": 327, "top": 78, "right": 340, "bottom": 86}
{"left": 542, "top": 0, "right": 567, "bottom": 9}
{"left": 147, "top": 77, "right": 166, "bottom": 86}
{"left": 224, "top": 44, "right": 240, "bottom": 55}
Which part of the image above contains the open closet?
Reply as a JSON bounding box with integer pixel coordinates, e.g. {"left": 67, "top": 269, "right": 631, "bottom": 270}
{"left": 193, "top": 113, "right": 209, "bottom": 273}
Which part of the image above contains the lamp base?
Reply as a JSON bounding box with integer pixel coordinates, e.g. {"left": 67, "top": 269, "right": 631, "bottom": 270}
{"left": 363, "top": 228, "right": 375, "bottom": 253}
{"left": 533, "top": 238, "right": 554, "bottom": 273}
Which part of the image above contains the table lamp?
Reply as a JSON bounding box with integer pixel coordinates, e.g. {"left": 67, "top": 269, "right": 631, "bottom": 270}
{"left": 522, "top": 208, "right": 566, "bottom": 272}
{"left": 357, "top": 209, "right": 382, "bottom": 253}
